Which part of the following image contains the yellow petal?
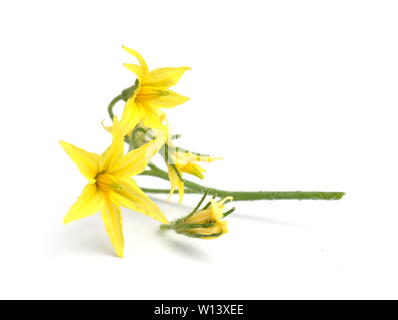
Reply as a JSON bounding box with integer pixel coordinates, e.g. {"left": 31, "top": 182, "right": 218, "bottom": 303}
{"left": 185, "top": 208, "right": 213, "bottom": 224}
{"left": 124, "top": 63, "right": 144, "bottom": 83}
{"left": 173, "top": 151, "right": 222, "bottom": 165}
{"left": 196, "top": 155, "right": 222, "bottom": 163}
{"left": 188, "top": 221, "right": 228, "bottom": 239}
{"left": 101, "top": 119, "right": 113, "bottom": 134}
{"left": 137, "top": 86, "right": 189, "bottom": 108}
{"left": 64, "top": 184, "right": 102, "bottom": 224}
{"left": 146, "top": 67, "right": 190, "bottom": 88}
{"left": 139, "top": 103, "right": 168, "bottom": 131}
{"left": 124, "top": 101, "right": 168, "bottom": 132}
{"left": 122, "top": 46, "right": 149, "bottom": 77}
{"left": 110, "top": 177, "right": 168, "bottom": 224}
{"left": 110, "top": 135, "right": 165, "bottom": 177}
{"left": 101, "top": 194, "right": 124, "bottom": 258}
{"left": 101, "top": 117, "right": 124, "bottom": 172}
{"left": 150, "top": 90, "right": 190, "bottom": 108}
{"left": 60, "top": 140, "right": 99, "bottom": 182}
{"left": 135, "top": 86, "right": 168, "bottom": 102}
{"left": 180, "top": 163, "right": 206, "bottom": 179}
{"left": 171, "top": 151, "right": 222, "bottom": 180}
{"left": 119, "top": 99, "right": 143, "bottom": 137}
{"left": 167, "top": 164, "right": 184, "bottom": 204}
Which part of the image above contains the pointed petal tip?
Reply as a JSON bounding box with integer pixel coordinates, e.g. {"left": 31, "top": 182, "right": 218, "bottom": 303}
{"left": 160, "top": 216, "right": 170, "bottom": 225}
{"left": 111, "top": 115, "right": 120, "bottom": 129}
{"left": 59, "top": 140, "right": 72, "bottom": 153}
{"left": 149, "top": 209, "right": 170, "bottom": 224}
{"left": 178, "top": 193, "right": 184, "bottom": 205}
{"left": 101, "top": 119, "right": 112, "bottom": 133}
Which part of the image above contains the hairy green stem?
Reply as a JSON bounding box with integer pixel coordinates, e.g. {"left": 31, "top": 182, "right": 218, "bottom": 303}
{"left": 160, "top": 224, "right": 172, "bottom": 230}
{"left": 107, "top": 94, "right": 123, "bottom": 120}
{"left": 139, "top": 165, "right": 345, "bottom": 201}
{"left": 107, "top": 83, "right": 138, "bottom": 120}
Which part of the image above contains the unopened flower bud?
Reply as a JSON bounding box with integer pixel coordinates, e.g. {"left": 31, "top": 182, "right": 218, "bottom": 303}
{"left": 162, "top": 196, "right": 233, "bottom": 239}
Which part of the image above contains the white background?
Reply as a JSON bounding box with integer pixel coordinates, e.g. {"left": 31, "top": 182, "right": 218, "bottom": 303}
{"left": 1, "top": 0, "right": 397, "bottom": 299}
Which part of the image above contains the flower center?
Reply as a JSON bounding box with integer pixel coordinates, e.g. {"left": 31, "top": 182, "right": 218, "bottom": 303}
{"left": 136, "top": 86, "right": 169, "bottom": 102}
{"left": 95, "top": 173, "right": 122, "bottom": 192}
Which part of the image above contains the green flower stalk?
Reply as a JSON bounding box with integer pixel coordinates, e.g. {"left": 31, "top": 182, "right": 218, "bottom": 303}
{"left": 107, "top": 47, "right": 345, "bottom": 202}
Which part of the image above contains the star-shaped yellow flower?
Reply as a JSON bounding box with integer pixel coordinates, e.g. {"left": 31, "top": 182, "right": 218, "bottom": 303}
{"left": 118, "top": 46, "right": 190, "bottom": 136}
{"left": 60, "top": 117, "right": 168, "bottom": 257}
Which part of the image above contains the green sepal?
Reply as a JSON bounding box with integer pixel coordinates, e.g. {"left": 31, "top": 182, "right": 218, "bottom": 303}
{"left": 223, "top": 207, "right": 236, "bottom": 218}
{"left": 187, "top": 190, "right": 209, "bottom": 217}
{"left": 183, "top": 223, "right": 216, "bottom": 229}
{"left": 183, "top": 232, "right": 223, "bottom": 239}
{"left": 121, "top": 80, "right": 139, "bottom": 101}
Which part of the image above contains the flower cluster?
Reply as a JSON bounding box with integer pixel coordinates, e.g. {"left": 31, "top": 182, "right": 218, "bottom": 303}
{"left": 61, "top": 47, "right": 231, "bottom": 257}
{"left": 60, "top": 46, "right": 345, "bottom": 258}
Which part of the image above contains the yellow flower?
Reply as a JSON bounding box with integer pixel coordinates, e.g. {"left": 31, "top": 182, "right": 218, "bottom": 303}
{"left": 118, "top": 46, "right": 190, "bottom": 136}
{"left": 164, "top": 196, "right": 233, "bottom": 239}
{"left": 60, "top": 117, "right": 168, "bottom": 257}
{"left": 166, "top": 150, "right": 221, "bottom": 203}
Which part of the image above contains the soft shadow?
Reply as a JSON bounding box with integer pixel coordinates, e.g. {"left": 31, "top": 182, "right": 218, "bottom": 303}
{"left": 156, "top": 229, "right": 213, "bottom": 263}
{"left": 231, "top": 213, "right": 307, "bottom": 228}
{"left": 63, "top": 234, "right": 113, "bottom": 257}
{"left": 59, "top": 221, "right": 113, "bottom": 257}
{"left": 149, "top": 196, "right": 193, "bottom": 211}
